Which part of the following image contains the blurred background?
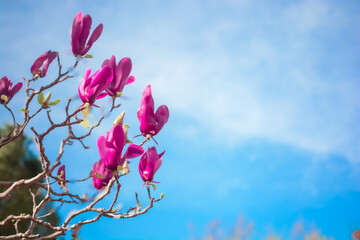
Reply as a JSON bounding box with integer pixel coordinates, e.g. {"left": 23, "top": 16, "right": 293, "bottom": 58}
{"left": 0, "top": 0, "right": 359, "bottom": 239}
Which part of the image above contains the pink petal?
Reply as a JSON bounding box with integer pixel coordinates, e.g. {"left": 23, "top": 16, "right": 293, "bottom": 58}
{"left": 42, "top": 51, "right": 57, "bottom": 77}
{"left": 80, "top": 23, "right": 103, "bottom": 56}
{"left": 115, "top": 57, "right": 132, "bottom": 93}
{"left": 124, "top": 144, "right": 144, "bottom": 159}
{"left": 103, "top": 56, "right": 118, "bottom": 96}
{"left": 84, "top": 67, "right": 92, "bottom": 80}
{"left": 8, "top": 82, "right": 23, "bottom": 102}
{"left": 126, "top": 75, "right": 135, "bottom": 85}
{"left": 138, "top": 85, "right": 156, "bottom": 134}
{"left": 138, "top": 151, "right": 148, "bottom": 173}
{"left": 158, "top": 150, "right": 165, "bottom": 159}
{"left": 71, "top": 12, "right": 83, "bottom": 56}
{"left": 108, "top": 125, "right": 125, "bottom": 151}
{"left": 154, "top": 157, "right": 162, "bottom": 174}
{"left": 78, "top": 14, "right": 92, "bottom": 50}
{"left": 78, "top": 78, "right": 88, "bottom": 103}
{"left": 30, "top": 52, "right": 49, "bottom": 74}
{"left": 97, "top": 135, "right": 107, "bottom": 161}
{"left": 105, "top": 147, "right": 120, "bottom": 170}
{"left": 96, "top": 91, "right": 108, "bottom": 99}
{"left": 154, "top": 105, "right": 169, "bottom": 134}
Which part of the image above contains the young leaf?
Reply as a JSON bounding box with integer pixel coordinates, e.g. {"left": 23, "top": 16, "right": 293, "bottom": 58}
{"left": 151, "top": 184, "right": 156, "bottom": 191}
{"left": 48, "top": 99, "right": 61, "bottom": 106}
{"left": 1, "top": 94, "right": 8, "bottom": 104}
{"left": 84, "top": 54, "right": 93, "bottom": 58}
{"left": 81, "top": 119, "right": 90, "bottom": 128}
{"left": 37, "top": 92, "right": 44, "bottom": 105}
{"left": 160, "top": 192, "right": 165, "bottom": 198}
{"left": 43, "top": 92, "right": 52, "bottom": 105}
{"left": 20, "top": 108, "right": 28, "bottom": 113}
{"left": 96, "top": 173, "right": 103, "bottom": 179}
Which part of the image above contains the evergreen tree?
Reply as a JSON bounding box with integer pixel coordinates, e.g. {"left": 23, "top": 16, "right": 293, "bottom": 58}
{"left": 0, "top": 124, "right": 59, "bottom": 235}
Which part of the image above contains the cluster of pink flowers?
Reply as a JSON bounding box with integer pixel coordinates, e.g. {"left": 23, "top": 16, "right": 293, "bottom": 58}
{"left": 91, "top": 82, "right": 169, "bottom": 189}
{"left": 0, "top": 11, "right": 170, "bottom": 191}
{"left": 69, "top": 11, "right": 169, "bottom": 190}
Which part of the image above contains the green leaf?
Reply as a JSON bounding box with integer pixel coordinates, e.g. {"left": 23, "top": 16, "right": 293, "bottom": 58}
{"left": 151, "top": 184, "right": 156, "bottom": 191}
{"left": 37, "top": 92, "right": 44, "bottom": 105}
{"left": 48, "top": 99, "right": 61, "bottom": 106}
{"left": 20, "top": 213, "right": 26, "bottom": 216}
{"left": 84, "top": 54, "right": 93, "bottom": 59}
{"left": 116, "top": 92, "right": 122, "bottom": 97}
{"left": 160, "top": 193, "right": 165, "bottom": 198}
{"left": 1, "top": 94, "right": 8, "bottom": 104}
{"left": 96, "top": 173, "right": 103, "bottom": 179}
{"left": 20, "top": 108, "right": 28, "bottom": 113}
{"left": 43, "top": 92, "right": 51, "bottom": 105}
{"left": 81, "top": 119, "right": 90, "bottom": 128}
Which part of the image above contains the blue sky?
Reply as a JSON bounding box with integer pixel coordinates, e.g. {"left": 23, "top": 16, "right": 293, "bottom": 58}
{"left": 0, "top": 0, "right": 360, "bottom": 239}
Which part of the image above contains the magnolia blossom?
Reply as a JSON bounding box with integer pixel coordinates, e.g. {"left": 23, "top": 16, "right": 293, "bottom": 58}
{"left": 57, "top": 165, "right": 66, "bottom": 188}
{"left": 92, "top": 160, "right": 113, "bottom": 190}
{"left": 78, "top": 66, "right": 113, "bottom": 106}
{"left": 0, "top": 76, "right": 22, "bottom": 105}
{"left": 138, "top": 147, "right": 164, "bottom": 183}
{"left": 30, "top": 51, "right": 57, "bottom": 78}
{"left": 71, "top": 12, "right": 103, "bottom": 57}
{"left": 102, "top": 56, "right": 135, "bottom": 97}
{"left": 137, "top": 85, "right": 169, "bottom": 137}
{"left": 97, "top": 124, "right": 144, "bottom": 171}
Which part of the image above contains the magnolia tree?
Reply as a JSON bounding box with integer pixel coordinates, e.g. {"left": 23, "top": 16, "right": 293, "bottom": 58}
{"left": 0, "top": 12, "right": 169, "bottom": 239}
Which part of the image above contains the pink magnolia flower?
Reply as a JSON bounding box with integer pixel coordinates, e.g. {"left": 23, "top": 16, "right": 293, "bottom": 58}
{"left": 102, "top": 56, "right": 135, "bottom": 97}
{"left": 138, "top": 147, "right": 164, "bottom": 183}
{"left": 97, "top": 124, "right": 144, "bottom": 171}
{"left": 57, "top": 165, "right": 66, "bottom": 189}
{"left": 0, "top": 76, "right": 23, "bottom": 105}
{"left": 78, "top": 65, "right": 113, "bottom": 106}
{"left": 92, "top": 160, "right": 113, "bottom": 190}
{"left": 30, "top": 51, "right": 57, "bottom": 78}
{"left": 137, "top": 85, "right": 169, "bottom": 137}
{"left": 71, "top": 12, "right": 103, "bottom": 57}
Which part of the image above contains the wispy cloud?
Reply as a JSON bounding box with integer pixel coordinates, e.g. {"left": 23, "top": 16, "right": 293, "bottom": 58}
{"left": 93, "top": 0, "right": 360, "bottom": 161}
{"left": 1, "top": 0, "right": 358, "bottom": 162}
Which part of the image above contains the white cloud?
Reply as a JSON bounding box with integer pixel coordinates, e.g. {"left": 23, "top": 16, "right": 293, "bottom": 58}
{"left": 1, "top": 0, "right": 359, "bottom": 163}
{"left": 96, "top": 0, "right": 360, "bottom": 161}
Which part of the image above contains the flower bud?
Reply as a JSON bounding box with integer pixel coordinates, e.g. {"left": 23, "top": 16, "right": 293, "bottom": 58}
{"left": 92, "top": 160, "right": 113, "bottom": 190}
{"left": 57, "top": 165, "right": 66, "bottom": 189}
{"left": 137, "top": 85, "right": 169, "bottom": 137}
{"left": 71, "top": 12, "right": 103, "bottom": 57}
{"left": 138, "top": 147, "right": 164, "bottom": 184}
{"left": 0, "top": 76, "right": 22, "bottom": 105}
{"left": 113, "top": 111, "right": 125, "bottom": 126}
